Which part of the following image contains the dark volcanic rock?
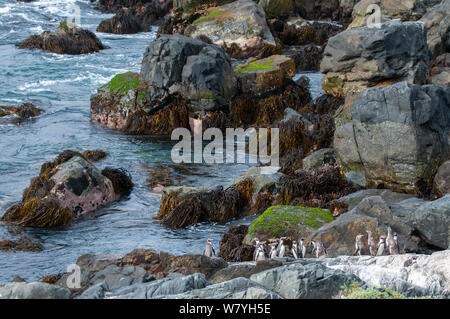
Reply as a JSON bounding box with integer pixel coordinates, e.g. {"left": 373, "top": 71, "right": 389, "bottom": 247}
{"left": 17, "top": 22, "right": 106, "bottom": 55}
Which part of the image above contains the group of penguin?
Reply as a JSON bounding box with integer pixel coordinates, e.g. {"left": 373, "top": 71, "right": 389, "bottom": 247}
{"left": 203, "top": 226, "right": 401, "bottom": 260}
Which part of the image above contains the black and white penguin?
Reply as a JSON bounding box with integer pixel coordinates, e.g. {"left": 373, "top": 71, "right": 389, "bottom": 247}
{"left": 277, "top": 237, "right": 286, "bottom": 258}
{"left": 291, "top": 240, "right": 298, "bottom": 259}
{"left": 310, "top": 240, "right": 327, "bottom": 258}
{"left": 386, "top": 226, "right": 393, "bottom": 253}
{"left": 252, "top": 238, "right": 260, "bottom": 261}
{"left": 353, "top": 234, "right": 365, "bottom": 256}
{"left": 255, "top": 244, "right": 266, "bottom": 262}
{"left": 376, "top": 235, "right": 386, "bottom": 256}
{"left": 366, "top": 230, "right": 377, "bottom": 256}
{"left": 269, "top": 242, "right": 278, "bottom": 259}
{"left": 390, "top": 232, "right": 399, "bottom": 255}
{"left": 204, "top": 238, "right": 215, "bottom": 257}
{"left": 299, "top": 238, "right": 306, "bottom": 258}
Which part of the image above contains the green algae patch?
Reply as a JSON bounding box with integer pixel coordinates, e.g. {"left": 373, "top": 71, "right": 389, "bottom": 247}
{"left": 249, "top": 205, "right": 333, "bottom": 238}
{"left": 102, "top": 72, "right": 140, "bottom": 96}
{"left": 340, "top": 282, "right": 431, "bottom": 299}
{"left": 234, "top": 59, "right": 274, "bottom": 74}
{"left": 193, "top": 10, "right": 223, "bottom": 24}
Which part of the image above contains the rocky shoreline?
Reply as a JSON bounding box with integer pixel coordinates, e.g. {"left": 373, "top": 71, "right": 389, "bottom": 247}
{"left": 1, "top": 0, "right": 449, "bottom": 299}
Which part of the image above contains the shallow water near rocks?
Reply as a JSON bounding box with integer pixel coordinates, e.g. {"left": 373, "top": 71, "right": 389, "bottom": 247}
{"left": 0, "top": 0, "right": 324, "bottom": 284}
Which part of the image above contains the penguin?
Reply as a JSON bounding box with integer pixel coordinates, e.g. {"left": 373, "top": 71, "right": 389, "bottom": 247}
{"left": 366, "top": 230, "right": 377, "bottom": 256}
{"left": 310, "top": 240, "right": 327, "bottom": 258}
{"left": 299, "top": 238, "right": 306, "bottom": 258}
{"left": 204, "top": 238, "right": 215, "bottom": 257}
{"left": 353, "top": 234, "right": 365, "bottom": 256}
{"left": 389, "top": 232, "right": 399, "bottom": 255}
{"left": 386, "top": 226, "right": 393, "bottom": 253}
{"left": 376, "top": 235, "right": 386, "bottom": 256}
{"left": 277, "top": 237, "right": 286, "bottom": 258}
{"left": 252, "top": 238, "right": 260, "bottom": 261}
{"left": 269, "top": 242, "right": 278, "bottom": 259}
{"left": 255, "top": 244, "right": 266, "bottom": 262}
{"left": 291, "top": 240, "right": 298, "bottom": 259}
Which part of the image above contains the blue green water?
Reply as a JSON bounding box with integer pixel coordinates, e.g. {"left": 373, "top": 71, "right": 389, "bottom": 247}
{"left": 0, "top": 0, "right": 323, "bottom": 285}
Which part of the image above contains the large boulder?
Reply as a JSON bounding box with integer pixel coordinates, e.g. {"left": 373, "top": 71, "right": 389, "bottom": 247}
{"left": 184, "top": 0, "right": 279, "bottom": 59}
{"left": 0, "top": 282, "right": 71, "bottom": 299}
{"left": 247, "top": 205, "right": 334, "bottom": 242}
{"left": 348, "top": 0, "right": 426, "bottom": 29}
{"left": 0, "top": 150, "right": 133, "bottom": 227}
{"left": 17, "top": 22, "right": 106, "bottom": 55}
{"left": 250, "top": 263, "right": 362, "bottom": 299}
{"left": 333, "top": 82, "right": 450, "bottom": 193}
{"left": 90, "top": 72, "right": 190, "bottom": 134}
{"left": 409, "top": 195, "right": 450, "bottom": 249}
{"left": 140, "top": 35, "right": 235, "bottom": 111}
{"left": 325, "top": 250, "right": 450, "bottom": 298}
{"left": 420, "top": 0, "right": 450, "bottom": 58}
{"left": 321, "top": 20, "right": 430, "bottom": 97}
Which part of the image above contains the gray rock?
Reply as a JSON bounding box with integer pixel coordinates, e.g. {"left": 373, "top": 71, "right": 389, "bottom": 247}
{"left": 157, "top": 277, "right": 282, "bottom": 299}
{"left": 334, "top": 189, "right": 415, "bottom": 210}
{"left": 140, "top": 34, "right": 235, "bottom": 111}
{"left": 321, "top": 20, "right": 430, "bottom": 97}
{"left": 0, "top": 282, "right": 71, "bottom": 299}
{"left": 409, "top": 195, "right": 450, "bottom": 249}
{"left": 324, "top": 250, "right": 450, "bottom": 298}
{"left": 433, "top": 159, "right": 450, "bottom": 197}
{"left": 250, "top": 262, "right": 362, "bottom": 299}
{"left": 420, "top": 0, "right": 450, "bottom": 57}
{"left": 302, "top": 148, "right": 335, "bottom": 172}
{"left": 334, "top": 82, "right": 450, "bottom": 193}
{"left": 105, "top": 273, "right": 210, "bottom": 299}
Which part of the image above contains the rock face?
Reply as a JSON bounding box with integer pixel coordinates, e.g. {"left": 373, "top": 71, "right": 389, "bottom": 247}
{"left": 429, "top": 53, "right": 450, "bottom": 87}
{"left": 321, "top": 20, "right": 430, "bottom": 97}
{"left": 0, "top": 150, "right": 132, "bottom": 227}
{"left": 0, "top": 282, "right": 71, "bottom": 299}
{"left": 420, "top": 0, "right": 450, "bottom": 58}
{"left": 259, "top": 0, "right": 293, "bottom": 18}
{"left": 184, "top": 0, "right": 279, "bottom": 59}
{"left": 333, "top": 82, "right": 450, "bottom": 193}
{"left": 294, "top": 0, "right": 359, "bottom": 23}
{"left": 17, "top": 22, "right": 106, "bottom": 55}
{"left": 286, "top": 44, "right": 324, "bottom": 71}
{"left": 277, "top": 18, "right": 343, "bottom": 46}
{"left": 325, "top": 250, "right": 450, "bottom": 298}
{"left": 218, "top": 225, "right": 254, "bottom": 262}
{"left": 409, "top": 195, "right": 450, "bottom": 249}
{"left": 433, "top": 160, "right": 450, "bottom": 197}
{"left": 302, "top": 148, "right": 335, "bottom": 172}
{"left": 90, "top": 72, "right": 190, "bottom": 134}
{"left": 250, "top": 263, "right": 362, "bottom": 299}
{"left": 348, "top": 0, "right": 426, "bottom": 28}
{"left": 247, "top": 205, "right": 334, "bottom": 242}
{"left": 140, "top": 35, "right": 235, "bottom": 111}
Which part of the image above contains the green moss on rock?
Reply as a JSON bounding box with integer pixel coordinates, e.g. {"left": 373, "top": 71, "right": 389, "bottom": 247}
{"left": 234, "top": 59, "right": 274, "bottom": 74}
{"left": 249, "top": 205, "right": 333, "bottom": 238}
{"left": 102, "top": 72, "right": 140, "bottom": 96}
{"left": 193, "top": 10, "right": 223, "bottom": 24}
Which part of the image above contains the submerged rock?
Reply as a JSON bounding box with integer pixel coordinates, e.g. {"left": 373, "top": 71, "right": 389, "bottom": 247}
{"left": 0, "top": 103, "right": 43, "bottom": 123}
{"left": 321, "top": 20, "right": 430, "bottom": 97}
{"left": 17, "top": 22, "right": 106, "bottom": 55}
{"left": 0, "top": 236, "right": 43, "bottom": 252}
{"left": 333, "top": 82, "right": 450, "bottom": 193}
{"left": 0, "top": 150, "right": 133, "bottom": 227}
{"left": 184, "top": 0, "right": 280, "bottom": 59}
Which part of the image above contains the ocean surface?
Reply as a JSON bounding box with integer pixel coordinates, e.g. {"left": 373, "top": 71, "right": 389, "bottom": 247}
{"left": 0, "top": 0, "right": 323, "bottom": 284}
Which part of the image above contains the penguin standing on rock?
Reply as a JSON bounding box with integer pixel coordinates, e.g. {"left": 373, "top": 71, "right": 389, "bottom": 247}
{"left": 255, "top": 244, "right": 266, "bottom": 261}
{"left": 309, "top": 240, "right": 327, "bottom": 258}
{"left": 269, "top": 242, "right": 278, "bottom": 259}
{"left": 277, "top": 237, "right": 286, "bottom": 258}
{"left": 253, "top": 238, "right": 260, "bottom": 261}
{"left": 366, "top": 230, "right": 377, "bottom": 256}
{"left": 299, "top": 238, "right": 306, "bottom": 258}
{"left": 390, "top": 232, "right": 399, "bottom": 255}
{"left": 386, "top": 227, "right": 394, "bottom": 253}
{"left": 376, "top": 235, "right": 386, "bottom": 256}
{"left": 353, "top": 234, "right": 365, "bottom": 256}
{"left": 204, "top": 239, "right": 215, "bottom": 257}
{"left": 291, "top": 240, "right": 298, "bottom": 259}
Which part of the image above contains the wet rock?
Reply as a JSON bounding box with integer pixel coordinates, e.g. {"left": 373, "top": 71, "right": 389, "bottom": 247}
{"left": 250, "top": 262, "right": 362, "bottom": 299}
{"left": 294, "top": 0, "right": 359, "bottom": 23}
{"left": 325, "top": 250, "right": 450, "bottom": 298}
{"left": 277, "top": 18, "right": 342, "bottom": 46}
{"left": 0, "top": 103, "right": 43, "bottom": 123}
{"left": 286, "top": 44, "right": 323, "bottom": 71}
{"left": 333, "top": 189, "right": 415, "bottom": 211}
{"left": 302, "top": 148, "right": 335, "bottom": 172}
{"left": 433, "top": 160, "right": 450, "bottom": 197}
{"left": 184, "top": 0, "right": 280, "bottom": 59}
{"left": 348, "top": 0, "right": 426, "bottom": 29}
{"left": 247, "top": 205, "right": 334, "bottom": 242}
{"left": 333, "top": 82, "right": 450, "bottom": 193}
{"left": 209, "top": 260, "right": 283, "bottom": 283}
{"left": 17, "top": 22, "right": 106, "bottom": 55}
{"left": 90, "top": 72, "right": 190, "bottom": 134}
{"left": 140, "top": 35, "right": 235, "bottom": 111}
{"left": 0, "top": 150, "right": 132, "bottom": 227}
{"left": 173, "top": 0, "right": 235, "bottom": 12}
{"left": 0, "top": 236, "right": 43, "bottom": 252}
{"left": 157, "top": 277, "right": 283, "bottom": 299}
{"left": 157, "top": 186, "right": 207, "bottom": 220}
{"left": 97, "top": 9, "right": 143, "bottom": 34}
{"left": 409, "top": 195, "right": 450, "bottom": 249}
{"left": 0, "top": 282, "right": 71, "bottom": 299}
{"left": 321, "top": 20, "right": 430, "bottom": 97}
{"left": 420, "top": 0, "right": 450, "bottom": 59}
{"left": 81, "top": 149, "right": 108, "bottom": 162}
{"left": 218, "top": 225, "right": 253, "bottom": 262}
